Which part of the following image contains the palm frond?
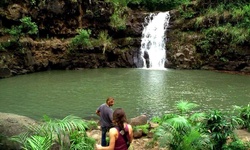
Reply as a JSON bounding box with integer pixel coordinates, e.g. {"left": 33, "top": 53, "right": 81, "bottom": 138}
{"left": 193, "top": 134, "right": 213, "bottom": 150}
{"left": 161, "top": 113, "right": 178, "bottom": 123}
{"left": 180, "top": 128, "right": 213, "bottom": 150}
{"left": 10, "top": 132, "right": 29, "bottom": 146}
{"left": 189, "top": 112, "right": 206, "bottom": 124}
{"left": 158, "top": 132, "right": 173, "bottom": 148}
{"left": 165, "top": 116, "right": 191, "bottom": 132}
{"left": 153, "top": 122, "right": 176, "bottom": 138}
{"left": 26, "top": 135, "right": 53, "bottom": 150}
{"left": 175, "top": 100, "right": 198, "bottom": 114}
{"left": 179, "top": 128, "right": 201, "bottom": 150}
{"left": 42, "top": 115, "right": 87, "bottom": 134}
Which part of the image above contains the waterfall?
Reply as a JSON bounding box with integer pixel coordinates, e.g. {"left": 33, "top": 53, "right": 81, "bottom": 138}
{"left": 139, "top": 12, "right": 170, "bottom": 69}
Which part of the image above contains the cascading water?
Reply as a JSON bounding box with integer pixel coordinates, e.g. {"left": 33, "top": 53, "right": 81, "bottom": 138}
{"left": 139, "top": 12, "right": 170, "bottom": 69}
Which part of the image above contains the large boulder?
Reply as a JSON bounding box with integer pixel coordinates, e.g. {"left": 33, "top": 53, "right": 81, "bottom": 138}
{"left": 0, "top": 112, "right": 38, "bottom": 150}
{"left": 129, "top": 115, "right": 148, "bottom": 126}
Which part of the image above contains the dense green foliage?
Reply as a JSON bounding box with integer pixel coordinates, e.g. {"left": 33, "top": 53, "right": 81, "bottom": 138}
{"left": 97, "top": 30, "right": 113, "bottom": 54}
{"left": 234, "top": 104, "right": 250, "bottom": 131}
{"left": 1, "top": 17, "right": 38, "bottom": 52}
{"left": 4, "top": 101, "right": 250, "bottom": 150}
{"left": 150, "top": 101, "right": 250, "bottom": 150}
{"left": 5, "top": 17, "right": 38, "bottom": 40}
{"left": 10, "top": 115, "right": 95, "bottom": 150}
{"left": 222, "top": 138, "right": 250, "bottom": 150}
{"left": 133, "top": 124, "right": 150, "bottom": 135}
{"left": 105, "top": 0, "right": 127, "bottom": 30}
{"left": 127, "top": 0, "right": 190, "bottom": 11}
{"left": 170, "top": 0, "right": 250, "bottom": 65}
{"left": 70, "top": 29, "right": 92, "bottom": 50}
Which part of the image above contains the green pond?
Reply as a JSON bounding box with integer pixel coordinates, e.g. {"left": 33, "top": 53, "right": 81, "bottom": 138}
{"left": 0, "top": 68, "right": 249, "bottom": 120}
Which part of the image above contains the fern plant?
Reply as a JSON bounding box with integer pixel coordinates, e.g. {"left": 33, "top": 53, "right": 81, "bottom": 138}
{"left": 152, "top": 101, "right": 212, "bottom": 150}
{"left": 233, "top": 104, "right": 250, "bottom": 131}
{"left": 204, "top": 109, "right": 243, "bottom": 150}
{"left": 133, "top": 124, "right": 150, "bottom": 135}
{"left": 5, "top": 17, "right": 38, "bottom": 41}
{"left": 10, "top": 115, "right": 94, "bottom": 150}
{"left": 97, "top": 30, "right": 113, "bottom": 54}
{"left": 175, "top": 100, "right": 198, "bottom": 115}
{"left": 70, "top": 29, "right": 92, "bottom": 50}
{"left": 109, "top": 8, "right": 127, "bottom": 30}
{"left": 70, "top": 131, "right": 95, "bottom": 150}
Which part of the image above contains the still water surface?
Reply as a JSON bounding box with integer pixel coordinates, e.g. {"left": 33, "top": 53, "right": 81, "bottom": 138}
{"left": 0, "top": 68, "right": 249, "bottom": 120}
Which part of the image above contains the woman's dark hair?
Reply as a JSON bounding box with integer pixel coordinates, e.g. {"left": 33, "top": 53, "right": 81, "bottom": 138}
{"left": 113, "top": 108, "right": 127, "bottom": 130}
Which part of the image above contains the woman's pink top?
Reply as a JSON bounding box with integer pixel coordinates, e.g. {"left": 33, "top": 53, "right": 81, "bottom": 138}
{"left": 114, "top": 124, "right": 130, "bottom": 150}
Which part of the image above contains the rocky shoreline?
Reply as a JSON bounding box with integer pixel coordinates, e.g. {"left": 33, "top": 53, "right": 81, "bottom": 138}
{"left": 0, "top": 112, "right": 156, "bottom": 150}
{"left": 1, "top": 112, "right": 250, "bottom": 150}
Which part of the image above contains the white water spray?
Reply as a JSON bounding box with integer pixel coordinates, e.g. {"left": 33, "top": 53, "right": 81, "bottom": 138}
{"left": 139, "top": 12, "right": 170, "bottom": 69}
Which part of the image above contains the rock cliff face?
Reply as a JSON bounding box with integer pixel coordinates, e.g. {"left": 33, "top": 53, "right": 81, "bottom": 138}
{"left": 166, "top": 2, "right": 250, "bottom": 73}
{"left": 0, "top": 0, "right": 249, "bottom": 78}
{"left": 0, "top": 0, "right": 148, "bottom": 77}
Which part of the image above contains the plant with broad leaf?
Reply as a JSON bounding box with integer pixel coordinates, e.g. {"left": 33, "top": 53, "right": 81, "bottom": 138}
{"left": 152, "top": 100, "right": 213, "bottom": 150}
{"left": 10, "top": 115, "right": 95, "bottom": 150}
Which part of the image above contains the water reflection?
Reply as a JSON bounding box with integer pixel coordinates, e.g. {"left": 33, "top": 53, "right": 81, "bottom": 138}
{"left": 0, "top": 69, "right": 249, "bottom": 120}
{"left": 138, "top": 69, "right": 168, "bottom": 117}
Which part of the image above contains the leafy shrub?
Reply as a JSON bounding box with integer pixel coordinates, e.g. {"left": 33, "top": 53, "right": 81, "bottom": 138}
{"left": 10, "top": 115, "right": 95, "bottom": 150}
{"left": 222, "top": 138, "right": 250, "bottom": 150}
{"left": 196, "top": 40, "right": 212, "bottom": 55}
{"left": 106, "top": 0, "right": 128, "bottom": 7}
{"left": 151, "top": 101, "right": 213, "bottom": 150}
{"left": 128, "top": 0, "right": 190, "bottom": 11}
{"left": 109, "top": 8, "right": 127, "bottom": 30}
{"left": 5, "top": 17, "right": 38, "bottom": 40}
{"left": 70, "top": 131, "right": 95, "bottom": 150}
{"left": 150, "top": 116, "right": 162, "bottom": 124}
{"left": 4, "top": 16, "right": 38, "bottom": 52}
{"left": 150, "top": 101, "right": 249, "bottom": 150}
{"left": 105, "top": 0, "right": 128, "bottom": 31}
{"left": 204, "top": 110, "right": 243, "bottom": 150}
{"left": 70, "top": 29, "right": 92, "bottom": 49}
{"left": 133, "top": 124, "right": 150, "bottom": 135}
{"left": 233, "top": 104, "right": 250, "bottom": 131}
{"left": 97, "top": 30, "right": 113, "bottom": 54}
{"left": 175, "top": 100, "right": 198, "bottom": 115}
{"left": 85, "top": 120, "right": 98, "bottom": 130}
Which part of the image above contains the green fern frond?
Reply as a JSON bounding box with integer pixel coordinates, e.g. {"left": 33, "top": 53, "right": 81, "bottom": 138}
{"left": 42, "top": 115, "right": 88, "bottom": 134}
{"left": 176, "top": 100, "right": 198, "bottom": 114}
{"left": 189, "top": 112, "right": 206, "bottom": 124}
{"left": 26, "top": 135, "right": 53, "bottom": 150}
{"left": 165, "top": 116, "right": 191, "bottom": 132}
{"left": 10, "top": 132, "right": 29, "bottom": 146}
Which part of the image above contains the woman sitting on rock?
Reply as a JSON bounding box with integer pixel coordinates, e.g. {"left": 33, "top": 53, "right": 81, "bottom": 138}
{"left": 96, "top": 108, "right": 133, "bottom": 150}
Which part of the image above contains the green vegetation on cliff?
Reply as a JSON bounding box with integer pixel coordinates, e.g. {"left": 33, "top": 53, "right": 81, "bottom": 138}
{"left": 166, "top": 0, "right": 250, "bottom": 71}
{"left": 0, "top": 0, "right": 250, "bottom": 75}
